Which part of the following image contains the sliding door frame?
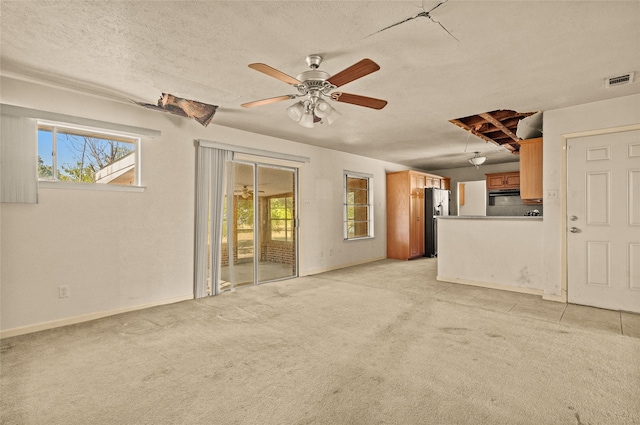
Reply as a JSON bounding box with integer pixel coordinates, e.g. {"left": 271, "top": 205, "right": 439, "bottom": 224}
{"left": 196, "top": 139, "right": 308, "bottom": 297}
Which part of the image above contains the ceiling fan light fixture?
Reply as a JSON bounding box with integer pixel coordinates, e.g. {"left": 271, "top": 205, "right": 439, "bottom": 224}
{"left": 321, "top": 108, "right": 341, "bottom": 125}
{"left": 314, "top": 99, "right": 333, "bottom": 118}
{"left": 299, "top": 111, "right": 315, "bottom": 128}
{"left": 286, "top": 102, "right": 305, "bottom": 122}
{"left": 469, "top": 152, "right": 487, "bottom": 168}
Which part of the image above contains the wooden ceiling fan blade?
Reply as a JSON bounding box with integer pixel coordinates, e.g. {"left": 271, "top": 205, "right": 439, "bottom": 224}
{"left": 330, "top": 92, "right": 388, "bottom": 110}
{"left": 248, "top": 63, "right": 301, "bottom": 86}
{"left": 327, "top": 59, "right": 380, "bottom": 87}
{"left": 241, "top": 95, "right": 295, "bottom": 108}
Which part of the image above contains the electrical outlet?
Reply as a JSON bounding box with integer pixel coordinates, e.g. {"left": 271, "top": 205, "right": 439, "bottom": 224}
{"left": 546, "top": 189, "right": 558, "bottom": 199}
{"left": 58, "top": 285, "right": 70, "bottom": 298}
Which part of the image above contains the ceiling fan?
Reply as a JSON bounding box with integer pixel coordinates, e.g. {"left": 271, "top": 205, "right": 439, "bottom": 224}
{"left": 234, "top": 185, "right": 264, "bottom": 199}
{"left": 241, "top": 55, "right": 387, "bottom": 128}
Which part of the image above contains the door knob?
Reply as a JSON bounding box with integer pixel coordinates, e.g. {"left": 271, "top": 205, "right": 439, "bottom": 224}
{"left": 569, "top": 227, "right": 580, "bottom": 233}
{"left": 569, "top": 215, "right": 578, "bottom": 221}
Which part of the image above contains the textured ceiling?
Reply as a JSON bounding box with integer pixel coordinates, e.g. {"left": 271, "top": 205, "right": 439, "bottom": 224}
{"left": 1, "top": 1, "right": 639, "bottom": 170}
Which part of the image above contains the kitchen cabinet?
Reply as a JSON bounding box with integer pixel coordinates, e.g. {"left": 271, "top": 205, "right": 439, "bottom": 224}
{"left": 441, "top": 177, "right": 451, "bottom": 190}
{"left": 486, "top": 172, "right": 520, "bottom": 190}
{"left": 519, "top": 137, "right": 543, "bottom": 204}
{"left": 425, "top": 176, "right": 441, "bottom": 189}
{"left": 386, "top": 170, "right": 449, "bottom": 260}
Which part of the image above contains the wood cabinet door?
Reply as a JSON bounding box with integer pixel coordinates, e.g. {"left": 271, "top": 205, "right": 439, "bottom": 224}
{"left": 412, "top": 173, "right": 426, "bottom": 192}
{"left": 487, "top": 172, "right": 520, "bottom": 189}
{"left": 487, "top": 174, "right": 506, "bottom": 189}
{"left": 409, "top": 193, "right": 423, "bottom": 258}
{"left": 520, "top": 138, "right": 543, "bottom": 200}
{"left": 409, "top": 173, "right": 419, "bottom": 193}
{"left": 504, "top": 173, "right": 520, "bottom": 188}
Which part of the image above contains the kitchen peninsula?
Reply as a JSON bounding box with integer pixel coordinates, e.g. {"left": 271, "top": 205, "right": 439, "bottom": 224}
{"left": 435, "top": 136, "right": 545, "bottom": 295}
{"left": 436, "top": 215, "right": 545, "bottom": 295}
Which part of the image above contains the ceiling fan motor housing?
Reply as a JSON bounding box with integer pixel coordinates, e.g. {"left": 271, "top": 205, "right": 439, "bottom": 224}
{"left": 296, "top": 70, "right": 335, "bottom": 97}
{"left": 297, "top": 69, "right": 330, "bottom": 82}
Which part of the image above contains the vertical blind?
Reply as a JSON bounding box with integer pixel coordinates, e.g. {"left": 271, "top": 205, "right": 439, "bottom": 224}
{"left": 194, "top": 146, "right": 231, "bottom": 298}
{"left": 0, "top": 114, "right": 38, "bottom": 203}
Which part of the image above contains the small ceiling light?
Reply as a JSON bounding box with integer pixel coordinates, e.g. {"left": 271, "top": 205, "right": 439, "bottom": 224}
{"left": 469, "top": 152, "right": 487, "bottom": 168}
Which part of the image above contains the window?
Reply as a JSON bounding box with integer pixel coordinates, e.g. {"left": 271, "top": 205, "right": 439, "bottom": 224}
{"left": 37, "top": 122, "right": 140, "bottom": 186}
{"left": 344, "top": 171, "right": 373, "bottom": 240}
{"left": 269, "top": 196, "right": 294, "bottom": 242}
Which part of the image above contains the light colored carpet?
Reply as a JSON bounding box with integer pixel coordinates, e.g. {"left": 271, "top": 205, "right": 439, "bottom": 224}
{"left": 2, "top": 259, "right": 639, "bottom": 425}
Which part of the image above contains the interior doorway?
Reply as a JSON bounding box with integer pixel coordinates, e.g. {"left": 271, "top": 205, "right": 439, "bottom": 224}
{"left": 457, "top": 180, "right": 486, "bottom": 216}
{"left": 218, "top": 160, "right": 298, "bottom": 292}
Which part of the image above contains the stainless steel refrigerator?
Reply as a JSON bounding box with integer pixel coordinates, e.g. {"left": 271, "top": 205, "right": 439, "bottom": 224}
{"left": 425, "top": 188, "right": 450, "bottom": 257}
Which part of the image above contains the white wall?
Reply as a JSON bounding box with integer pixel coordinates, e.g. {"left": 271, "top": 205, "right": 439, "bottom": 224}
{"left": 542, "top": 93, "right": 640, "bottom": 300}
{"left": 0, "top": 77, "right": 407, "bottom": 334}
{"left": 437, "top": 217, "right": 544, "bottom": 292}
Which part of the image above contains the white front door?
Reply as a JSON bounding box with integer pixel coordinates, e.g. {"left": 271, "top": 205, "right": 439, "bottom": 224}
{"left": 567, "top": 128, "right": 640, "bottom": 313}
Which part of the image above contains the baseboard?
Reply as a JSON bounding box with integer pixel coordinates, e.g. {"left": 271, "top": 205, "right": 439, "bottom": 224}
{"left": 436, "top": 276, "right": 545, "bottom": 296}
{"left": 542, "top": 293, "right": 567, "bottom": 303}
{"left": 0, "top": 294, "right": 194, "bottom": 339}
{"left": 301, "top": 256, "right": 388, "bottom": 277}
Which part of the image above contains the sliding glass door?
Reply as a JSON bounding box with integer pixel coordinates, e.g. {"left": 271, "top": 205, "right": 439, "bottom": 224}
{"left": 257, "top": 165, "right": 297, "bottom": 282}
{"left": 219, "top": 160, "right": 297, "bottom": 292}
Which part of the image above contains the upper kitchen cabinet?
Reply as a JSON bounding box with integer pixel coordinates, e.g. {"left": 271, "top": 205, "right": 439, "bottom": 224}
{"left": 441, "top": 177, "right": 452, "bottom": 190}
{"left": 386, "top": 170, "right": 449, "bottom": 260}
{"left": 485, "top": 172, "right": 520, "bottom": 190}
{"left": 519, "top": 137, "right": 543, "bottom": 203}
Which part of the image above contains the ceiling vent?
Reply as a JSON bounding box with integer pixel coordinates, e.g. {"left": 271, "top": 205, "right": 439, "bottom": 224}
{"left": 605, "top": 72, "right": 634, "bottom": 88}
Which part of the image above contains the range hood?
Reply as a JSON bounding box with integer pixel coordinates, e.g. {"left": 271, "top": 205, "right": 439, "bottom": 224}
{"left": 488, "top": 189, "right": 521, "bottom": 197}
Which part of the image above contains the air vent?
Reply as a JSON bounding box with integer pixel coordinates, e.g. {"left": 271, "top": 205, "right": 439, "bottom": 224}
{"left": 605, "top": 72, "right": 634, "bottom": 88}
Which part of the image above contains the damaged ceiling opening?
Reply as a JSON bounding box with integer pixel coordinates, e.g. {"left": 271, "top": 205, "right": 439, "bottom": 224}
{"left": 449, "top": 110, "right": 538, "bottom": 154}
{"left": 137, "top": 93, "right": 218, "bottom": 127}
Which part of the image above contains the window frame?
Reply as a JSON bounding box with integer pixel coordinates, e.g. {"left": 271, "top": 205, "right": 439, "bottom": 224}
{"left": 343, "top": 170, "right": 374, "bottom": 240}
{"left": 268, "top": 195, "right": 294, "bottom": 243}
{"left": 37, "top": 120, "right": 143, "bottom": 191}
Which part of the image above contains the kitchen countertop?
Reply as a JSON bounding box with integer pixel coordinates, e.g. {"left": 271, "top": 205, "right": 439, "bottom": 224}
{"left": 437, "top": 215, "right": 543, "bottom": 220}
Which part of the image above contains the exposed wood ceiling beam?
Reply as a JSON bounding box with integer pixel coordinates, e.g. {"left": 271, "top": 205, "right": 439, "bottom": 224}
{"left": 449, "top": 109, "right": 538, "bottom": 154}
{"left": 449, "top": 119, "right": 497, "bottom": 145}
{"left": 479, "top": 112, "right": 521, "bottom": 143}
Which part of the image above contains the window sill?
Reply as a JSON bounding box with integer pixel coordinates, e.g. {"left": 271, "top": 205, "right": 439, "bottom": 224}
{"left": 38, "top": 181, "right": 146, "bottom": 193}
{"left": 344, "top": 236, "right": 375, "bottom": 242}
